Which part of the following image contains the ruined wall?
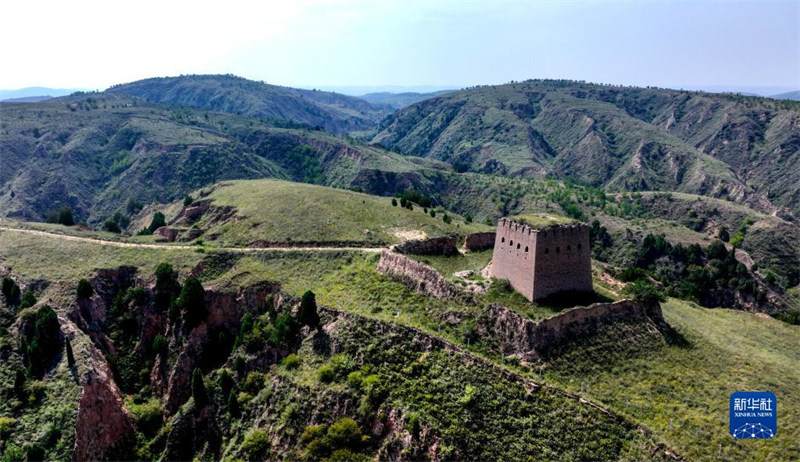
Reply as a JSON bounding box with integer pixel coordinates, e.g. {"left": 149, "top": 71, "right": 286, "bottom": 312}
{"left": 394, "top": 235, "right": 458, "bottom": 256}
{"left": 462, "top": 232, "right": 496, "bottom": 252}
{"left": 375, "top": 250, "right": 460, "bottom": 299}
{"left": 489, "top": 219, "right": 592, "bottom": 301}
{"left": 479, "top": 300, "right": 665, "bottom": 362}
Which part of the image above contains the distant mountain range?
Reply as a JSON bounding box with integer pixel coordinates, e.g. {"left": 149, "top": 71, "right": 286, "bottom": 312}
{"left": 357, "top": 90, "right": 454, "bottom": 110}
{"left": 0, "top": 86, "right": 85, "bottom": 101}
{"left": 771, "top": 90, "right": 800, "bottom": 101}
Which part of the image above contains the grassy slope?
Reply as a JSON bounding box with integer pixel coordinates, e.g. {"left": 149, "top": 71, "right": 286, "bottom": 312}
{"left": 546, "top": 298, "right": 800, "bottom": 461}
{"left": 175, "top": 179, "right": 492, "bottom": 246}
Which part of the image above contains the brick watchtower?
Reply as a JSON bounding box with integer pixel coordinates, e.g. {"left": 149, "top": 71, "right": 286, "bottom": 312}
{"left": 489, "top": 217, "right": 593, "bottom": 301}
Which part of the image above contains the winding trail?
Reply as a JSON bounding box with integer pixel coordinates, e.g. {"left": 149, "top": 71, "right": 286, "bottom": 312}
{"left": 0, "top": 226, "right": 384, "bottom": 253}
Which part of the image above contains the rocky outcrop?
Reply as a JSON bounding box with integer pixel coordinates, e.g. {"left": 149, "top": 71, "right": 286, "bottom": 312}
{"left": 462, "top": 232, "right": 496, "bottom": 252}
{"left": 376, "top": 250, "right": 460, "bottom": 299}
{"left": 394, "top": 236, "right": 458, "bottom": 256}
{"left": 478, "top": 300, "right": 665, "bottom": 362}
{"left": 153, "top": 226, "right": 180, "bottom": 242}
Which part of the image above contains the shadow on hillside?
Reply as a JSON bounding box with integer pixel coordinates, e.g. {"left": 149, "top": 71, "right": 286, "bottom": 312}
{"left": 536, "top": 290, "right": 614, "bottom": 312}
{"left": 658, "top": 322, "right": 693, "bottom": 349}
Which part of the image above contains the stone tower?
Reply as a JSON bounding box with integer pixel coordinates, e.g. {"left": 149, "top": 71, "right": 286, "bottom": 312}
{"left": 489, "top": 218, "right": 593, "bottom": 301}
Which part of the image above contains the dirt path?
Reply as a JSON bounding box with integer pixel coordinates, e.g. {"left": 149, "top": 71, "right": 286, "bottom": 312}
{"left": 0, "top": 226, "right": 384, "bottom": 253}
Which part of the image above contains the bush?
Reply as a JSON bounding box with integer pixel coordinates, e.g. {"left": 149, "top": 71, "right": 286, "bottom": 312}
{"left": 128, "top": 397, "right": 163, "bottom": 437}
{"left": 346, "top": 371, "right": 363, "bottom": 389}
{"left": 281, "top": 354, "right": 301, "bottom": 370}
{"left": 243, "top": 371, "right": 266, "bottom": 393}
{"left": 76, "top": 279, "right": 93, "bottom": 299}
{"left": 318, "top": 364, "right": 335, "bottom": 383}
{"left": 429, "top": 209, "right": 436, "bottom": 218}
{"left": 148, "top": 212, "right": 166, "bottom": 233}
{"left": 19, "top": 291, "right": 36, "bottom": 310}
{"left": 442, "top": 213, "right": 452, "bottom": 224}
{"left": 718, "top": 226, "right": 730, "bottom": 242}
{"left": 183, "top": 195, "right": 194, "bottom": 206}
{"left": 152, "top": 334, "right": 168, "bottom": 357}
{"left": 270, "top": 313, "right": 299, "bottom": 345}
{"left": 102, "top": 219, "right": 121, "bottom": 233}
{"left": 57, "top": 206, "right": 74, "bottom": 226}
{"left": 227, "top": 389, "right": 240, "bottom": 417}
{"left": 623, "top": 279, "right": 666, "bottom": 305}
{"left": 1, "top": 277, "right": 20, "bottom": 305}
{"left": 327, "top": 418, "right": 362, "bottom": 449}
{"left": 242, "top": 428, "right": 271, "bottom": 460}
{"left": 391, "top": 198, "right": 397, "bottom": 207}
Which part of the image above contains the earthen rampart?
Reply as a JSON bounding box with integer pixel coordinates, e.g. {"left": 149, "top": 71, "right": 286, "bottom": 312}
{"left": 376, "top": 250, "right": 460, "bottom": 299}
{"left": 394, "top": 235, "right": 458, "bottom": 256}
{"left": 462, "top": 232, "right": 496, "bottom": 251}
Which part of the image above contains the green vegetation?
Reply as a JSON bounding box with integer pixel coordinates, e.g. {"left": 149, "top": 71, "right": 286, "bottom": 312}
{"left": 23, "top": 305, "right": 61, "bottom": 378}
{"left": 76, "top": 279, "right": 93, "bottom": 299}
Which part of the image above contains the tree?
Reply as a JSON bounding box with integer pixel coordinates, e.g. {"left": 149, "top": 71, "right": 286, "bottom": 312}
{"left": 183, "top": 195, "right": 194, "bottom": 206}
{"left": 154, "top": 263, "right": 180, "bottom": 309}
{"left": 391, "top": 198, "right": 397, "bottom": 207}
{"left": 152, "top": 334, "right": 168, "bottom": 357}
{"left": 191, "top": 368, "right": 207, "bottom": 407}
{"left": 623, "top": 279, "right": 666, "bottom": 305}
{"left": 65, "top": 337, "right": 75, "bottom": 367}
{"left": 76, "top": 279, "right": 93, "bottom": 299}
{"left": 177, "top": 277, "right": 206, "bottom": 327}
{"left": 148, "top": 212, "right": 166, "bottom": 233}
{"left": 298, "top": 290, "right": 320, "bottom": 330}
{"left": 2, "top": 277, "right": 20, "bottom": 305}
{"left": 227, "top": 389, "right": 240, "bottom": 417}
{"left": 58, "top": 206, "right": 74, "bottom": 226}
{"left": 102, "top": 219, "right": 121, "bottom": 233}
{"left": 27, "top": 305, "right": 61, "bottom": 377}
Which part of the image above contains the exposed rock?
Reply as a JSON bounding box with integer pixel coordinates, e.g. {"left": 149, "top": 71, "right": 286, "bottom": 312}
{"left": 153, "top": 226, "right": 180, "bottom": 242}
{"left": 376, "top": 250, "right": 461, "bottom": 299}
{"left": 394, "top": 235, "right": 458, "bottom": 256}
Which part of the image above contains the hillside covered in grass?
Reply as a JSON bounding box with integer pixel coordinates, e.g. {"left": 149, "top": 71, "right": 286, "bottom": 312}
{"left": 373, "top": 79, "right": 800, "bottom": 216}
{"left": 133, "top": 179, "right": 492, "bottom": 247}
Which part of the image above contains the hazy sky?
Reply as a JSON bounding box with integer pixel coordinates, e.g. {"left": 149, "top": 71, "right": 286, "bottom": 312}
{"left": 0, "top": 0, "right": 797, "bottom": 93}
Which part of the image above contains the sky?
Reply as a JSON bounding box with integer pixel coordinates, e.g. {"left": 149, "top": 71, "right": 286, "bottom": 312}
{"left": 0, "top": 0, "right": 797, "bottom": 94}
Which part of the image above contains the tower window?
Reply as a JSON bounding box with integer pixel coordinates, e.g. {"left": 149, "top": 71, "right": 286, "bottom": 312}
{"left": 567, "top": 245, "right": 571, "bottom": 251}
{"left": 501, "top": 237, "right": 505, "bottom": 243}
{"left": 578, "top": 243, "right": 582, "bottom": 250}
{"left": 525, "top": 246, "right": 528, "bottom": 252}
{"left": 510, "top": 240, "right": 513, "bottom": 246}
{"left": 556, "top": 246, "right": 560, "bottom": 254}
{"left": 544, "top": 248, "right": 549, "bottom": 254}
{"left": 517, "top": 243, "right": 520, "bottom": 249}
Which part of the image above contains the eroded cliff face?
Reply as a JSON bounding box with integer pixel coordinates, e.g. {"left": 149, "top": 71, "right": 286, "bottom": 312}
{"left": 376, "top": 250, "right": 462, "bottom": 299}
{"left": 478, "top": 300, "right": 665, "bottom": 362}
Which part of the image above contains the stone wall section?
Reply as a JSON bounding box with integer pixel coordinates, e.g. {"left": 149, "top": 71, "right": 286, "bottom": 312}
{"left": 479, "top": 300, "right": 664, "bottom": 361}
{"left": 376, "top": 250, "right": 460, "bottom": 299}
{"left": 394, "top": 235, "right": 458, "bottom": 256}
{"left": 462, "top": 232, "right": 496, "bottom": 251}
{"left": 490, "top": 219, "right": 592, "bottom": 301}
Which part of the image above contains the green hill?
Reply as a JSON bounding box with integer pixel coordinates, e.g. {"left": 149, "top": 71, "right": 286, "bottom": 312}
{"left": 373, "top": 80, "right": 800, "bottom": 217}
{"left": 137, "top": 179, "right": 492, "bottom": 246}
{"left": 0, "top": 93, "right": 446, "bottom": 226}
{"left": 107, "top": 74, "right": 388, "bottom": 134}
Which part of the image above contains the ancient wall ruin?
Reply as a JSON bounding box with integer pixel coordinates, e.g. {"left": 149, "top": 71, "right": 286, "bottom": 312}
{"left": 462, "top": 232, "right": 496, "bottom": 252}
{"left": 375, "top": 250, "right": 461, "bottom": 299}
{"left": 490, "top": 219, "right": 592, "bottom": 301}
{"left": 394, "top": 235, "right": 458, "bottom": 256}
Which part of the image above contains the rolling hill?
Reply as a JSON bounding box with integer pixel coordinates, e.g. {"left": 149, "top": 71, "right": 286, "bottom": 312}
{"left": 372, "top": 80, "right": 800, "bottom": 217}
{"left": 106, "top": 75, "right": 388, "bottom": 134}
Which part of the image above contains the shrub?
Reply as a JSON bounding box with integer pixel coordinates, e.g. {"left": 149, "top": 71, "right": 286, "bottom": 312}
{"left": 391, "top": 198, "right": 397, "bottom": 207}
{"left": 281, "top": 354, "right": 301, "bottom": 370}
{"left": 76, "top": 279, "right": 93, "bottom": 299}
{"left": 242, "top": 428, "right": 271, "bottom": 460}
{"left": 102, "top": 219, "right": 121, "bottom": 233}
{"left": 442, "top": 213, "right": 452, "bottom": 224}
{"left": 176, "top": 277, "right": 206, "bottom": 327}
{"left": 243, "top": 371, "right": 266, "bottom": 393}
{"left": 152, "top": 334, "right": 168, "bottom": 357}
{"left": 327, "top": 418, "right": 362, "bottom": 449}
{"left": 183, "top": 195, "right": 194, "bottom": 206}
{"left": 148, "top": 211, "right": 166, "bottom": 233}
{"left": 429, "top": 209, "right": 436, "bottom": 218}
{"left": 19, "top": 291, "right": 36, "bottom": 310}
{"left": 0, "top": 416, "right": 16, "bottom": 438}
{"left": 128, "top": 397, "right": 163, "bottom": 437}
{"left": 270, "top": 313, "right": 299, "bottom": 345}
{"left": 1, "top": 277, "right": 20, "bottom": 305}
{"left": 623, "top": 279, "right": 666, "bottom": 305}
{"left": 317, "top": 364, "right": 335, "bottom": 383}
{"left": 718, "top": 226, "right": 730, "bottom": 242}
{"left": 346, "top": 371, "right": 363, "bottom": 389}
